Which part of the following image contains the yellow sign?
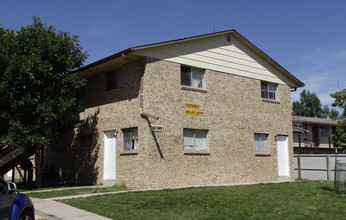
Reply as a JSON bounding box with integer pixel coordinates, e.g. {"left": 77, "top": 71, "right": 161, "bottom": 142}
{"left": 185, "top": 103, "right": 200, "bottom": 109}
{"left": 185, "top": 110, "right": 204, "bottom": 116}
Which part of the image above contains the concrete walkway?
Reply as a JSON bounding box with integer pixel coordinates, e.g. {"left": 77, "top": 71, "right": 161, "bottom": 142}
{"left": 32, "top": 198, "right": 112, "bottom": 220}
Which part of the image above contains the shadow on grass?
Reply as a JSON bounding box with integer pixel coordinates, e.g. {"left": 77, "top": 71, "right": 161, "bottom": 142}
{"left": 321, "top": 186, "right": 334, "bottom": 192}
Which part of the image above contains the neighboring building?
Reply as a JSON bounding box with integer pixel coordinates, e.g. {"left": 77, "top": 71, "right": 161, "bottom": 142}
{"left": 293, "top": 116, "right": 340, "bottom": 154}
{"left": 45, "top": 30, "right": 304, "bottom": 188}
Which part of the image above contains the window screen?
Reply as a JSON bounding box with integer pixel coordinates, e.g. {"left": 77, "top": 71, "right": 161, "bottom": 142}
{"left": 254, "top": 133, "right": 268, "bottom": 153}
{"left": 183, "top": 129, "right": 208, "bottom": 151}
{"left": 105, "top": 68, "right": 123, "bottom": 91}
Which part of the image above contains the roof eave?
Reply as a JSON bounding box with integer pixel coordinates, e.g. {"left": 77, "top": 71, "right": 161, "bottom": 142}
{"left": 76, "top": 48, "right": 134, "bottom": 73}
{"left": 230, "top": 30, "right": 305, "bottom": 88}
{"left": 75, "top": 29, "right": 305, "bottom": 88}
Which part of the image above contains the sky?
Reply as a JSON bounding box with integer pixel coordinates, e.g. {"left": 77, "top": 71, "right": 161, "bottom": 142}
{"left": 0, "top": 0, "right": 345, "bottom": 109}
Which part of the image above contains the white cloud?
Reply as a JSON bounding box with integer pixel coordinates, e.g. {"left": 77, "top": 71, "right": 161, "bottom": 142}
{"left": 291, "top": 45, "right": 346, "bottom": 109}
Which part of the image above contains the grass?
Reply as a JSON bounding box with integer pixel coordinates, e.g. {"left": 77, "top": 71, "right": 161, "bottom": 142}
{"left": 24, "top": 184, "right": 127, "bottom": 198}
{"left": 61, "top": 180, "right": 346, "bottom": 220}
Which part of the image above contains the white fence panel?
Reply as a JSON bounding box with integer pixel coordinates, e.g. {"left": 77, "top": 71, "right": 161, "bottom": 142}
{"left": 294, "top": 154, "right": 346, "bottom": 180}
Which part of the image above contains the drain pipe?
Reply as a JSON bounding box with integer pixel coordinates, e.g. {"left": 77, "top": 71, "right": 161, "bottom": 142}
{"left": 122, "top": 53, "right": 159, "bottom": 120}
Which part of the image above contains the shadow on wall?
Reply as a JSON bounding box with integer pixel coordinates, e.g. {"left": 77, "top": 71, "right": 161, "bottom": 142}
{"left": 85, "top": 60, "right": 143, "bottom": 109}
{"left": 44, "top": 109, "right": 100, "bottom": 186}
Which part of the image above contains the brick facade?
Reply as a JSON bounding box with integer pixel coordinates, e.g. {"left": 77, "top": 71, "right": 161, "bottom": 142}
{"left": 45, "top": 57, "right": 294, "bottom": 188}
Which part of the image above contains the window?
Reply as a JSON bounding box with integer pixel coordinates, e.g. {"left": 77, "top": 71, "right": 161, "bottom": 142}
{"left": 261, "top": 81, "right": 277, "bottom": 100}
{"left": 321, "top": 127, "right": 329, "bottom": 136}
{"left": 183, "top": 129, "right": 208, "bottom": 151}
{"left": 105, "top": 68, "right": 123, "bottom": 91}
{"left": 77, "top": 133, "right": 93, "bottom": 147}
{"left": 181, "top": 66, "right": 205, "bottom": 89}
{"left": 76, "top": 89, "right": 86, "bottom": 108}
{"left": 254, "top": 133, "right": 268, "bottom": 153}
{"left": 123, "top": 128, "right": 138, "bottom": 151}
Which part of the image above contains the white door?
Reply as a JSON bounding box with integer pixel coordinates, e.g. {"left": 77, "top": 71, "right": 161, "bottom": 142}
{"left": 104, "top": 131, "right": 116, "bottom": 183}
{"left": 277, "top": 135, "right": 290, "bottom": 177}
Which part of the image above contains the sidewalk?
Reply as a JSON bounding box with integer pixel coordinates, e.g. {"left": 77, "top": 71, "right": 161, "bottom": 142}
{"left": 32, "top": 198, "right": 112, "bottom": 220}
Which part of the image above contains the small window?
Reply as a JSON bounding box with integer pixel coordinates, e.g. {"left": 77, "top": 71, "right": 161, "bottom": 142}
{"left": 105, "top": 68, "right": 123, "bottom": 91}
{"left": 77, "top": 133, "right": 93, "bottom": 147}
{"left": 181, "top": 66, "right": 205, "bottom": 89}
{"left": 321, "top": 127, "right": 329, "bottom": 136}
{"left": 261, "top": 81, "right": 277, "bottom": 100}
{"left": 183, "top": 129, "right": 208, "bottom": 151}
{"left": 123, "top": 128, "right": 138, "bottom": 151}
{"left": 76, "top": 90, "right": 86, "bottom": 108}
{"left": 254, "top": 133, "right": 268, "bottom": 153}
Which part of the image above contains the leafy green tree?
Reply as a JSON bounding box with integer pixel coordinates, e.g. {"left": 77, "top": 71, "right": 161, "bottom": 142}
{"left": 331, "top": 89, "right": 346, "bottom": 149}
{"left": 329, "top": 108, "right": 340, "bottom": 119}
{"left": 321, "top": 104, "right": 339, "bottom": 119}
{"left": 0, "top": 17, "right": 87, "bottom": 177}
{"left": 292, "top": 89, "right": 324, "bottom": 117}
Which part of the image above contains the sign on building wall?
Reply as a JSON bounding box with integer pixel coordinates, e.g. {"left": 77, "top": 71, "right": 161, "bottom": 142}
{"left": 151, "top": 125, "right": 163, "bottom": 132}
{"left": 185, "top": 103, "right": 204, "bottom": 116}
{"left": 185, "top": 103, "right": 200, "bottom": 109}
{"left": 185, "top": 109, "right": 204, "bottom": 115}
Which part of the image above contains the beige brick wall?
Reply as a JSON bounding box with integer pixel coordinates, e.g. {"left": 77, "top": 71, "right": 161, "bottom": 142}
{"left": 46, "top": 57, "right": 294, "bottom": 188}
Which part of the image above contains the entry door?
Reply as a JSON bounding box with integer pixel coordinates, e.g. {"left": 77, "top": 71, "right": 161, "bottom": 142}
{"left": 277, "top": 135, "right": 290, "bottom": 177}
{"left": 312, "top": 126, "right": 319, "bottom": 147}
{"left": 104, "top": 131, "right": 116, "bottom": 182}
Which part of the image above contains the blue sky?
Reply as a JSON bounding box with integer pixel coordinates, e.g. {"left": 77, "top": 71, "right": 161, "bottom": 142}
{"left": 1, "top": 0, "right": 345, "bottom": 109}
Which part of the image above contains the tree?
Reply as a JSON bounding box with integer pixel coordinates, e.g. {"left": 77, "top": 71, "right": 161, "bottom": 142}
{"left": 331, "top": 89, "right": 346, "bottom": 149}
{"left": 0, "top": 17, "right": 88, "bottom": 184}
{"left": 321, "top": 104, "right": 339, "bottom": 119}
{"left": 292, "top": 89, "right": 324, "bottom": 117}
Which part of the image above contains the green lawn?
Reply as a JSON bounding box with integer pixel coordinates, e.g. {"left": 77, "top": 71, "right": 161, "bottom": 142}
{"left": 24, "top": 184, "right": 126, "bottom": 198}
{"left": 61, "top": 180, "right": 346, "bottom": 220}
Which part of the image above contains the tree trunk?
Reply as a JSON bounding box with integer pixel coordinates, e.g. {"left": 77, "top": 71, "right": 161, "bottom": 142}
{"left": 34, "top": 147, "right": 45, "bottom": 188}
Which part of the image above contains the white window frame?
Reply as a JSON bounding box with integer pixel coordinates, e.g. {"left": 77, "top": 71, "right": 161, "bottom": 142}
{"left": 181, "top": 66, "right": 205, "bottom": 89}
{"left": 261, "top": 81, "right": 277, "bottom": 100}
{"left": 105, "top": 68, "right": 123, "bottom": 91}
{"left": 254, "top": 133, "right": 268, "bottom": 153}
{"left": 183, "top": 128, "right": 208, "bottom": 151}
{"left": 123, "top": 128, "right": 138, "bottom": 151}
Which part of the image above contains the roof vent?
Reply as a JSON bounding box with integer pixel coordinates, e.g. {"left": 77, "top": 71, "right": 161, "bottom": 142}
{"left": 226, "top": 35, "right": 232, "bottom": 43}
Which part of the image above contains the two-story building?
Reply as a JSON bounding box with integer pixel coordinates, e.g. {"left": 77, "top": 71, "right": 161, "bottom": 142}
{"left": 45, "top": 30, "right": 304, "bottom": 188}
{"left": 293, "top": 116, "right": 340, "bottom": 154}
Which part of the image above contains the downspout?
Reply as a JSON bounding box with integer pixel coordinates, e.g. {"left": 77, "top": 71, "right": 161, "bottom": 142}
{"left": 121, "top": 53, "right": 159, "bottom": 120}
{"left": 291, "top": 87, "right": 297, "bottom": 92}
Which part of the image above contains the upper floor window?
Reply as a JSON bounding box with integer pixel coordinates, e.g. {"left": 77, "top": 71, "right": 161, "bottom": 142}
{"left": 261, "top": 81, "right": 277, "bottom": 100}
{"left": 76, "top": 89, "right": 86, "bottom": 108}
{"left": 77, "top": 133, "right": 93, "bottom": 147}
{"left": 183, "top": 128, "right": 208, "bottom": 151}
{"left": 254, "top": 133, "right": 268, "bottom": 153}
{"left": 105, "top": 68, "right": 123, "bottom": 91}
{"left": 321, "top": 126, "right": 329, "bottom": 136}
{"left": 123, "top": 128, "right": 138, "bottom": 151}
{"left": 181, "top": 66, "right": 205, "bottom": 89}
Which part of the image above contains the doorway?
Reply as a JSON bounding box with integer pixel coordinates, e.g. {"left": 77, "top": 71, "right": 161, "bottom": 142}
{"left": 277, "top": 135, "right": 290, "bottom": 178}
{"left": 103, "top": 130, "right": 116, "bottom": 185}
{"left": 312, "top": 126, "right": 319, "bottom": 147}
